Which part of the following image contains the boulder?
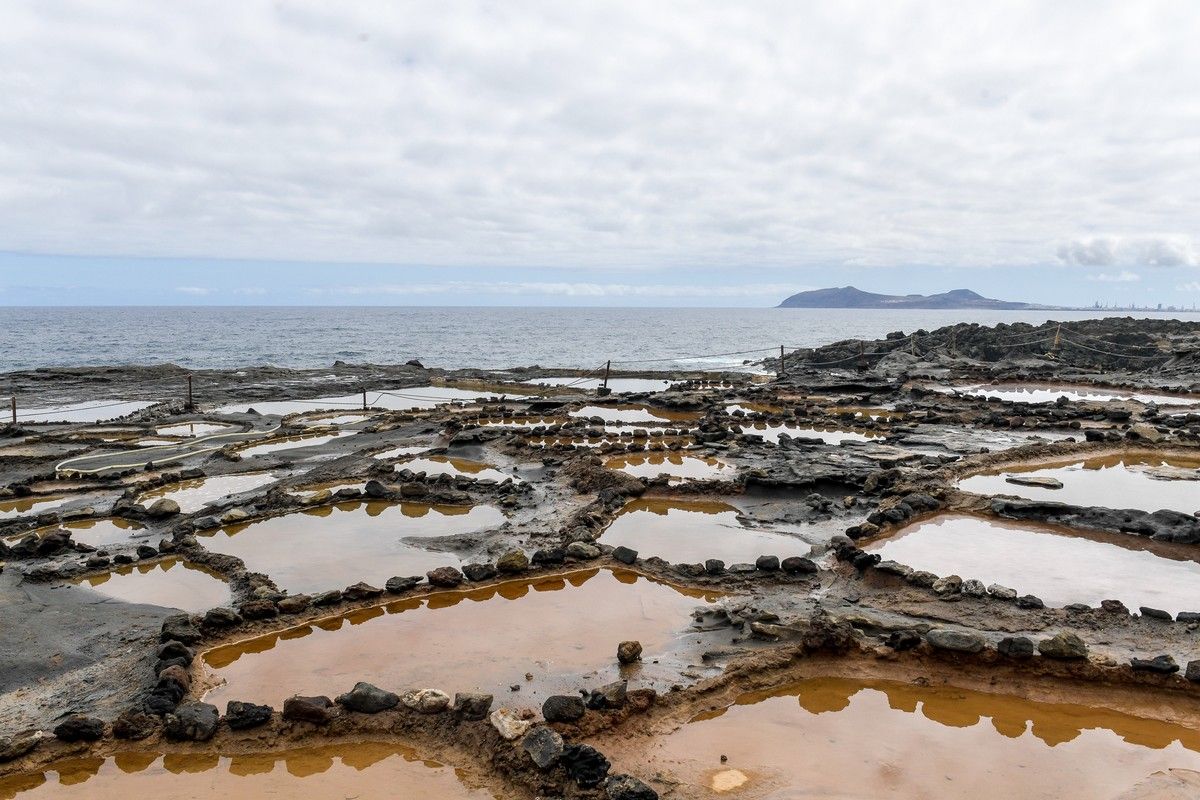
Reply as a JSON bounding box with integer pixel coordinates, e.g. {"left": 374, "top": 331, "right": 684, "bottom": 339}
{"left": 704, "top": 559, "right": 725, "bottom": 575}
{"left": 497, "top": 550, "right": 530, "bottom": 573}
{"left": 385, "top": 575, "right": 423, "bottom": 593}
{"left": 781, "top": 556, "right": 818, "bottom": 574}
{"left": 932, "top": 575, "right": 962, "bottom": 596}
{"left": 164, "top": 702, "right": 219, "bottom": 741}
{"left": 0, "top": 733, "right": 40, "bottom": 763}
{"left": 146, "top": 498, "right": 181, "bottom": 517}
{"left": 1016, "top": 594, "right": 1045, "bottom": 610}
{"left": 605, "top": 774, "right": 659, "bottom": 800}
{"left": 961, "top": 579, "right": 987, "bottom": 597}
{"left": 1128, "top": 422, "right": 1164, "bottom": 443}
{"left": 462, "top": 563, "right": 498, "bottom": 582}
{"left": 490, "top": 708, "right": 533, "bottom": 741}
{"left": 617, "top": 640, "right": 643, "bottom": 664}
{"left": 1004, "top": 476, "right": 1063, "bottom": 489}
{"left": 585, "top": 680, "right": 628, "bottom": 710}
{"left": 454, "top": 692, "right": 493, "bottom": 721}
{"left": 755, "top": 555, "right": 780, "bottom": 572}
{"left": 426, "top": 566, "right": 464, "bottom": 588}
{"left": 522, "top": 726, "right": 564, "bottom": 769}
{"left": 282, "top": 695, "right": 337, "bottom": 724}
{"left": 277, "top": 594, "right": 311, "bottom": 614}
{"left": 998, "top": 636, "right": 1035, "bottom": 658}
{"left": 53, "top": 715, "right": 104, "bottom": 742}
{"left": 336, "top": 682, "right": 400, "bottom": 713}
{"left": 1131, "top": 655, "right": 1179, "bottom": 674}
{"left": 612, "top": 546, "right": 638, "bottom": 565}
{"left": 113, "top": 708, "right": 159, "bottom": 740}
{"left": 203, "top": 607, "right": 242, "bottom": 628}
{"left": 225, "top": 701, "right": 274, "bottom": 730}
{"left": 566, "top": 542, "right": 601, "bottom": 560}
{"left": 342, "top": 582, "right": 384, "bottom": 601}
{"left": 885, "top": 630, "right": 922, "bottom": 651}
{"left": 160, "top": 614, "right": 202, "bottom": 644}
{"left": 926, "top": 628, "right": 986, "bottom": 654}
{"left": 542, "top": 694, "right": 586, "bottom": 723}
{"left": 562, "top": 743, "right": 611, "bottom": 788}
{"left": 402, "top": 689, "right": 451, "bottom": 713}
{"left": 1186, "top": 660, "right": 1200, "bottom": 682}
{"left": 1140, "top": 606, "right": 1174, "bottom": 621}
{"left": 239, "top": 599, "right": 278, "bottom": 619}
{"left": 157, "top": 640, "right": 195, "bottom": 665}
{"left": 1038, "top": 632, "right": 1088, "bottom": 659}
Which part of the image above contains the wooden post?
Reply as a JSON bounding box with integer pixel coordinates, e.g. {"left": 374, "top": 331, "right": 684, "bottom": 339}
{"left": 779, "top": 345, "right": 786, "bottom": 377}
{"left": 1052, "top": 323, "right": 1062, "bottom": 352}
{"left": 362, "top": 389, "right": 368, "bottom": 411}
{"left": 602, "top": 360, "right": 611, "bottom": 390}
{"left": 9, "top": 397, "right": 14, "bottom": 425}
{"left": 910, "top": 334, "right": 917, "bottom": 356}
{"left": 186, "top": 375, "right": 194, "bottom": 412}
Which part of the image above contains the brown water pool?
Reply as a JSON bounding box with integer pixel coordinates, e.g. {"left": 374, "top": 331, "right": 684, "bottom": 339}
{"left": 74, "top": 557, "right": 231, "bottom": 613}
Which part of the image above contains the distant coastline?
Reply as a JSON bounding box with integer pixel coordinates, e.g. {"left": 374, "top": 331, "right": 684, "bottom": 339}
{"left": 777, "top": 286, "right": 1049, "bottom": 310}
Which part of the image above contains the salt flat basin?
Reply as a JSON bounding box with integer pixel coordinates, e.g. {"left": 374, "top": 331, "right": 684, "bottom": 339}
{"left": 74, "top": 558, "right": 230, "bottom": 614}
{"left": 603, "top": 499, "right": 808, "bottom": 564}
{"left": 863, "top": 514, "right": 1200, "bottom": 614}
{"left": 298, "top": 412, "right": 375, "bottom": 426}
{"left": 374, "top": 444, "right": 429, "bottom": 459}
{"left": 396, "top": 456, "right": 519, "bottom": 482}
{"left": 524, "top": 376, "right": 675, "bottom": 393}
{"left": 609, "top": 676, "right": 1200, "bottom": 800}
{"left": 945, "top": 383, "right": 1198, "bottom": 406}
{"left": 213, "top": 387, "right": 501, "bottom": 416}
{"left": 606, "top": 453, "right": 732, "bottom": 481}
{"left": 478, "top": 416, "right": 570, "bottom": 429}
{"left": 133, "top": 437, "right": 181, "bottom": 447}
{"left": 23, "top": 518, "right": 145, "bottom": 548}
{"left": 236, "top": 431, "right": 356, "bottom": 458}
{"left": 155, "top": 422, "right": 231, "bottom": 437}
{"left": 137, "top": 473, "right": 277, "bottom": 514}
{"left": 0, "top": 742, "right": 494, "bottom": 800}
{"left": 202, "top": 568, "right": 718, "bottom": 709}
{"left": 0, "top": 495, "right": 71, "bottom": 520}
{"left": 195, "top": 501, "right": 505, "bottom": 595}
{"left": 738, "top": 421, "right": 880, "bottom": 445}
{"left": 958, "top": 453, "right": 1200, "bottom": 514}
{"left": 15, "top": 400, "right": 156, "bottom": 424}
{"left": 571, "top": 404, "right": 700, "bottom": 425}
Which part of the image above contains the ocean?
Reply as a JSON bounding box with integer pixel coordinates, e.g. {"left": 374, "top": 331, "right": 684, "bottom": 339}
{"left": 0, "top": 306, "right": 1169, "bottom": 373}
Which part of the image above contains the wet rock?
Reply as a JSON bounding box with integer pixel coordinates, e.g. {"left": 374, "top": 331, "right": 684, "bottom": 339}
{"left": 566, "top": 542, "right": 601, "bottom": 560}
{"left": 1131, "top": 655, "right": 1179, "bottom": 674}
{"left": 490, "top": 707, "right": 533, "bottom": 740}
{"left": 674, "top": 563, "right": 705, "bottom": 578}
{"left": 612, "top": 545, "right": 638, "bottom": 565}
{"left": 277, "top": 594, "right": 311, "bottom": 614}
{"left": 496, "top": 550, "right": 530, "bottom": 573}
{"left": 585, "top": 680, "right": 628, "bottom": 710}
{"left": 532, "top": 547, "right": 566, "bottom": 566}
{"left": 239, "top": 599, "right": 278, "bottom": 619}
{"left": 54, "top": 715, "right": 105, "bottom": 742}
{"left": 203, "top": 607, "right": 242, "bottom": 628}
{"left": 1102, "top": 599, "right": 1130, "bottom": 615}
{"left": 926, "top": 628, "right": 985, "bottom": 654}
{"left": 427, "top": 566, "right": 464, "bottom": 588}
{"left": 961, "top": 579, "right": 987, "bottom": 597}
{"left": 562, "top": 743, "right": 611, "bottom": 788}
{"left": 0, "top": 733, "right": 40, "bottom": 762}
{"left": 85, "top": 555, "right": 110, "bottom": 569}
{"left": 1005, "top": 476, "right": 1063, "bottom": 489}
{"left": 522, "top": 726, "right": 564, "bottom": 769}
{"left": 885, "top": 630, "right": 922, "bottom": 651}
{"left": 313, "top": 590, "right": 342, "bottom": 605}
{"left": 402, "top": 689, "right": 451, "bottom": 713}
{"left": 998, "top": 636, "right": 1035, "bottom": 658}
{"left": 617, "top": 640, "right": 643, "bottom": 664}
{"left": 605, "top": 774, "right": 659, "bottom": 800}
{"left": 755, "top": 555, "right": 780, "bottom": 571}
{"left": 454, "top": 692, "right": 493, "bottom": 720}
{"left": 1140, "top": 606, "right": 1174, "bottom": 621}
{"left": 282, "top": 695, "right": 337, "bottom": 724}
{"left": 1176, "top": 611, "right": 1200, "bottom": 623}
{"left": 932, "top": 575, "right": 962, "bottom": 596}
{"left": 158, "top": 664, "right": 191, "bottom": 695}
{"left": 704, "top": 559, "right": 725, "bottom": 575}
{"left": 1016, "top": 594, "right": 1045, "bottom": 609}
{"left": 1064, "top": 603, "right": 1091, "bottom": 612}
{"left": 146, "top": 498, "right": 181, "bottom": 517}
{"left": 463, "top": 562, "right": 498, "bottom": 582}
{"left": 781, "top": 556, "right": 818, "bottom": 574}
{"left": 141, "top": 688, "right": 181, "bottom": 716}
{"left": 113, "top": 708, "right": 159, "bottom": 740}
{"left": 342, "top": 582, "right": 384, "bottom": 601}
{"left": 851, "top": 551, "right": 881, "bottom": 570}
{"left": 160, "top": 614, "right": 202, "bottom": 644}
{"left": 385, "top": 575, "right": 423, "bottom": 593}
{"left": 164, "top": 702, "right": 219, "bottom": 741}
{"left": 337, "top": 682, "right": 400, "bottom": 713}
{"left": 157, "top": 640, "right": 195, "bottom": 665}
{"left": 225, "top": 701, "right": 274, "bottom": 730}
{"left": 543, "top": 694, "right": 586, "bottom": 723}
{"left": 873, "top": 560, "right": 912, "bottom": 577}
{"left": 1128, "top": 422, "right": 1164, "bottom": 443}
{"left": 1038, "top": 632, "right": 1088, "bottom": 659}
{"left": 907, "top": 570, "right": 937, "bottom": 588}
{"left": 1186, "top": 661, "right": 1200, "bottom": 682}
{"left": 136, "top": 544, "right": 158, "bottom": 559}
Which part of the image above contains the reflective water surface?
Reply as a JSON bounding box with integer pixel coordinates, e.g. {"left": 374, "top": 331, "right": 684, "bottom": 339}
{"left": 958, "top": 453, "right": 1200, "bottom": 514}
{"left": 236, "top": 431, "right": 356, "bottom": 458}
{"left": 195, "top": 501, "right": 505, "bottom": 594}
{"left": 155, "top": 422, "right": 231, "bottom": 437}
{"left": 0, "top": 742, "right": 494, "bottom": 800}
{"left": 213, "top": 387, "right": 500, "bottom": 416}
{"left": 949, "top": 383, "right": 1198, "bottom": 406}
{"left": 571, "top": 404, "right": 700, "bottom": 425}
{"left": 203, "top": 568, "right": 717, "bottom": 708}
{"left": 0, "top": 495, "right": 70, "bottom": 520}
{"left": 864, "top": 514, "right": 1200, "bottom": 614}
{"left": 137, "top": 473, "right": 277, "bottom": 514}
{"left": 620, "top": 676, "right": 1200, "bottom": 799}
{"left": 16, "top": 401, "right": 157, "bottom": 424}
{"left": 606, "top": 453, "right": 732, "bottom": 481}
{"left": 25, "top": 518, "right": 145, "bottom": 547}
{"left": 396, "top": 456, "right": 519, "bottom": 482}
{"left": 603, "top": 499, "right": 807, "bottom": 564}
{"left": 75, "top": 557, "right": 230, "bottom": 613}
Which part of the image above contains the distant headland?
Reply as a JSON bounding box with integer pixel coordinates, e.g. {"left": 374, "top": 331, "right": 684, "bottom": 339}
{"left": 777, "top": 286, "right": 1050, "bottom": 310}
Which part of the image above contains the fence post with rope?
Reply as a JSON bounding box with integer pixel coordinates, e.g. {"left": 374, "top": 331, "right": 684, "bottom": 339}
{"left": 9, "top": 397, "right": 14, "bottom": 425}
{"left": 186, "top": 375, "right": 194, "bottom": 412}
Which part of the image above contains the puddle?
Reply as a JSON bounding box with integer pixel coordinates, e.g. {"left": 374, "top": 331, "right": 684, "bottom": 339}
{"left": 288, "top": 481, "right": 367, "bottom": 500}
{"left": 738, "top": 421, "right": 880, "bottom": 445}
{"left": 14, "top": 401, "right": 157, "bottom": 424}
{"left": 614, "top": 676, "right": 1200, "bottom": 799}
{"left": 213, "top": 387, "right": 501, "bottom": 416}
{"left": 155, "top": 422, "right": 231, "bottom": 437}
{"left": 75, "top": 558, "right": 230, "bottom": 613}
{"left": 571, "top": 405, "right": 700, "bottom": 425}
{"left": 603, "top": 499, "right": 807, "bottom": 564}
{"left": 863, "top": 513, "right": 1200, "bottom": 614}
{"left": 374, "top": 445, "right": 429, "bottom": 459}
{"left": 298, "top": 412, "right": 375, "bottom": 427}
{"left": 524, "top": 377, "right": 675, "bottom": 393}
{"left": 134, "top": 438, "right": 180, "bottom": 447}
{"left": 23, "top": 518, "right": 145, "bottom": 548}
{"left": 236, "top": 431, "right": 357, "bottom": 458}
{"left": 202, "top": 568, "right": 718, "bottom": 708}
{"left": 137, "top": 473, "right": 277, "bottom": 514}
{"left": 195, "top": 501, "right": 505, "bottom": 594}
{"left": 944, "top": 383, "right": 1198, "bottom": 406}
{"left": 0, "top": 495, "right": 70, "bottom": 520}
{"left": 478, "top": 416, "right": 569, "bottom": 429}
{"left": 396, "top": 456, "right": 519, "bottom": 483}
{"left": 605, "top": 453, "right": 732, "bottom": 482}
{"left": 0, "top": 742, "right": 494, "bottom": 800}
{"left": 958, "top": 453, "right": 1200, "bottom": 514}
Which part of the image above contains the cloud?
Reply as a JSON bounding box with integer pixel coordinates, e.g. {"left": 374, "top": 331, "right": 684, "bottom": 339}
{"left": 1087, "top": 270, "right": 1140, "bottom": 283}
{"left": 174, "top": 286, "right": 212, "bottom": 295}
{"left": 1, "top": 3, "right": 1200, "bottom": 271}
{"left": 1179, "top": 282, "right": 1200, "bottom": 292}
{"left": 1058, "top": 236, "right": 1198, "bottom": 268}
{"left": 321, "top": 282, "right": 807, "bottom": 298}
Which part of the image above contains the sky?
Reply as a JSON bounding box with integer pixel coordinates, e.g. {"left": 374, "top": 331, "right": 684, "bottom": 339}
{"left": 2, "top": 1, "right": 1200, "bottom": 307}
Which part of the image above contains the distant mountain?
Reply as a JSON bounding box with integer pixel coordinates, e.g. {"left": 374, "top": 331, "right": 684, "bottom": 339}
{"left": 777, "top": 286, "right": 1045, "bottom": 310}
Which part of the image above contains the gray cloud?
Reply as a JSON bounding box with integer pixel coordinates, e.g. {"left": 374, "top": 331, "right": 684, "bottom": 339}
{"left": 2, "top": 2, "right": 1200, "bottom": 270}
{"left": 1058, "top": 236, "right": 1197, "bottom": 268}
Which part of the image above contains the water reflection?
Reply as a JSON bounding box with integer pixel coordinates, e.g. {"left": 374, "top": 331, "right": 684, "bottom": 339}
{"left": 75, "top": 557, "right": 230, "bottom": 613}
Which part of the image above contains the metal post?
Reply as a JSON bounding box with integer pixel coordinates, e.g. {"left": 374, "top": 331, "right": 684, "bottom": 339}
{"left": 779, "top": 345, "right": 786, "bottom": 377}
{"left": 602, "top": 360, "right": 611, "bottom": 390}
{"left": 186, "top": 375, "right": 194, "bottom": 412}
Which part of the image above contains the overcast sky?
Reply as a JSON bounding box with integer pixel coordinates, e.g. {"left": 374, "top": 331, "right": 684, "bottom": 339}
{"left": 2, "top": 1, "right": 1199, "bottom": 306}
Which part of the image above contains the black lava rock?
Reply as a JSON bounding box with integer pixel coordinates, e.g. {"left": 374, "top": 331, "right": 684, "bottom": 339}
{"left": 224, "top": 701, "right": 274, "bottom": 730}
{"left": 562, "top": 743, "right": 611, "bottom": 788}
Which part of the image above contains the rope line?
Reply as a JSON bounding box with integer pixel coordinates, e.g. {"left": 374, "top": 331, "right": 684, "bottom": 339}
{"left": 12, "top": 399, "right": 152, "bottom": 419}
